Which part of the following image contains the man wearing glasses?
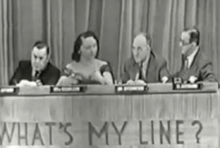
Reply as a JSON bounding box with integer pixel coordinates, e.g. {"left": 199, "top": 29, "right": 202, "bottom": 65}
{"left": 121, "top": 33, "right": 170, "bottom": 85}
{"left": 173, "top": 27, "right": 216, "bottom": 83}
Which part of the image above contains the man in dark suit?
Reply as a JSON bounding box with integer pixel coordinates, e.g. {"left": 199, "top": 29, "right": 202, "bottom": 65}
{"left": 173, "top": 27, "right": 216, "bottom": 83}
{"left": 9, "top": 41, "right": 61, "bottom": 86}
{"left": 121, "top": 33, "right": 170, "bottom": 84}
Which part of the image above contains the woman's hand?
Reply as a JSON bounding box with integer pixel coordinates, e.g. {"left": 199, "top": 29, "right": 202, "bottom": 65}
{"left": 71, "top": 73, "right": 85, "bottom": 82}
{"left": 89, "top": 71, "right": 105, "bottom": 84}
{"left": 56, "top": 76, "right": 79, "bottom": 86}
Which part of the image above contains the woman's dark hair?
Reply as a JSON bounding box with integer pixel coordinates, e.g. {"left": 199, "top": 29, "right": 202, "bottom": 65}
{"left": 72, "top": 31, "right": 100, "bottom": 62}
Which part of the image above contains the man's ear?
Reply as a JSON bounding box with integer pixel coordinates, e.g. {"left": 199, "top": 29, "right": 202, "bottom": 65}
{"left": 147, "top": 44, "right": 151, "bottom": 51}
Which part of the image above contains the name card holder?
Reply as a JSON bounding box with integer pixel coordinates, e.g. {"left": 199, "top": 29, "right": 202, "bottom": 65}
{"left": 173, "top": 83, "right": 203, "bottom": 90}
{"left": 115, "top": 85, "right": 148, "bottom": 94}
{"left": 50, "top": 86, "right": 87, "bottom": 94}
{"left": 0, "top": 87, "right": 19, "bottom": 95}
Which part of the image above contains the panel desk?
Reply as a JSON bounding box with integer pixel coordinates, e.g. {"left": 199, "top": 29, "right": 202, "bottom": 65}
{"left": 0, "top": 83, "right": 218, "bottom": 148}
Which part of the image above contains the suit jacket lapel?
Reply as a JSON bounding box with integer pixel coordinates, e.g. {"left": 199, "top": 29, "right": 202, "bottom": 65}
{"left": 145, "top": 52, "right": 156, "bottom": 82}
{"left": 26, "top": 62, "right": 33, "bottom": 81}
{"left": 130, "top": 52, "right": 156, "bottom": 82}
{"left": 130, "top": 60, "right": 139, "bottom": 80}
{"left": 188, "top": 48, "right": 201, "bottom": 76}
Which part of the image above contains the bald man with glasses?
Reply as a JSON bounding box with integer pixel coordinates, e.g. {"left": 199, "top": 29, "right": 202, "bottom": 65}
{"left": 121, "top": 33, "right": 170, "bottom": 85}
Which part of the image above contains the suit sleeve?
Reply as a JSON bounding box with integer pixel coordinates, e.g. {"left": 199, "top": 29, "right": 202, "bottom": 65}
{"left": 121, "top": 64, "right": 130, "bottom": 84}
{"left": 200, "top": 62, "right": 217, "bottom": 82}
{"left": 45, "top": 69, "right": 61, "bottom": 85}
{"left": 159, "top": 60, "right": 170, "bottom": 81}
{"left": 9, "top": 62, "right": 23, "bottom": 85}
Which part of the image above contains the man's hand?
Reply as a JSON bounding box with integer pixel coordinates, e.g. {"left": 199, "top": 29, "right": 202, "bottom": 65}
{"left": 126, "top": 79, "right": 147, "bottom": 85}
{"left": 189, "top": 76, "right": 198, "bottom": 83}
{"left": 134, "top": 79, "right": 147, "bottom": 85}
{"left": 126, "top": 80, "right": 135, "bottom": 85}
{"left": 161, "top": 76, "right": 169, "bottom": 84}
{"left": 36, "top": 80, "right": 43, "bottom": 86}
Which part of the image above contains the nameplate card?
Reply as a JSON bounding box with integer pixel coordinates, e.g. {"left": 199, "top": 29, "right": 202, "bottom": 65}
{"left": 115, "top": 85, "right": 148, "bottom": 94}
{"left": 0, "top": 87, "right": 19, "bottom": 95}
{"left": 50, "top": 86, "right": 87, "bottom": 93}
{"left": 173, "top": 83, "right": 202, "bottom": 90}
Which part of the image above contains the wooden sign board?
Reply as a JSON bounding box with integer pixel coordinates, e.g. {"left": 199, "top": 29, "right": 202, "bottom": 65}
{"left": 115, "top": 85, "right": 149, "bottom": 94}
{"left": 0, "top": 93, "right": 218, "bottom": 148}
{"left": 0, "top": 120, "right": 218, "bottom": 147}
{"left": 50, "top": 86, "right": 87, "bottom": 93}
{"left": 0, "top": 87, "right": 19, "bottom": 95}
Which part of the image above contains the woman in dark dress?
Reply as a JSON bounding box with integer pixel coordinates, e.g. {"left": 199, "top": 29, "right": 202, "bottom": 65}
{"left": 57, "top": 31, "right": 114, "bottom": 85}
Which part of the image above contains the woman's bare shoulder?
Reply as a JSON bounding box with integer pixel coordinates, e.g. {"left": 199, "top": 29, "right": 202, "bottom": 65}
{"left": 66, "top": 61, "right": 78, "bottom": 69}
{"left": 94, "top": 59, "right": 108, "bottom": 67}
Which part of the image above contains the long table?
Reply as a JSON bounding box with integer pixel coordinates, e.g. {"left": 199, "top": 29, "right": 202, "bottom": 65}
{"left": 0, "top": 83, "right": 219, "bottom": 148}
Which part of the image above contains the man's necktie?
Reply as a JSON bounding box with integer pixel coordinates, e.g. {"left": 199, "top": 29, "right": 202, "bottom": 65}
{"left": 33, "top": 71, "right": 40, "bottom": 81}
{"left": 139, "top": 63, "right": 144, "bottom": 80}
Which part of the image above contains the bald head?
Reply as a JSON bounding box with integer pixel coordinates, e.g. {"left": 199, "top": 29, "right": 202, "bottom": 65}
{"left": 132, "top": 33, "right": 151, "bottom": 63}
{"left": 134, "top": 33, "right": 151, "bottom": 46}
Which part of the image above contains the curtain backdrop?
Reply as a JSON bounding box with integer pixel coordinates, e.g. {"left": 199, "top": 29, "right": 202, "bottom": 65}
{"left": 0, "top": 0, "right": 220, "bottom": 85}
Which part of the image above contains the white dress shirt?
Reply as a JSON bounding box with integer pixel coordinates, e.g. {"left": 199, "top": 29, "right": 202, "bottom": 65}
{"left": 140, "top": 55, "right": 150, "bottom": 79}
{"left": 186, "top": 47, "right": 199, "bottom": 68}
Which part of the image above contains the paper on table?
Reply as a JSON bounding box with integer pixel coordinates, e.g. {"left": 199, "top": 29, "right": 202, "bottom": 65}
{"left": 16, "top": 80, "right": 37, "bottom": 87}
